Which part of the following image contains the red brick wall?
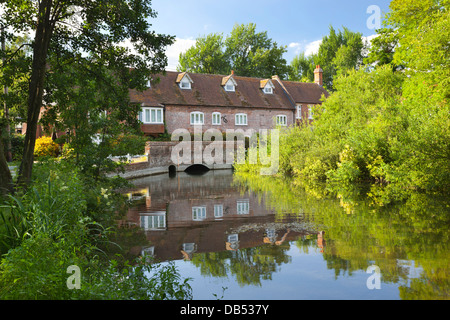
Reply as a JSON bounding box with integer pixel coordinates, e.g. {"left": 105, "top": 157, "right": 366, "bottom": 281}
{"left": 164, "top": 105, "right": 295, "bottom": 134}
{"left": 141, "top": 124, "right": 165, "bottom": 135}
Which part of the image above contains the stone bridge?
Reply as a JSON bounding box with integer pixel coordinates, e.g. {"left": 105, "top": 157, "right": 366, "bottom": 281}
{"left": 117, "top": 141, "right": 241, "bottom": 179}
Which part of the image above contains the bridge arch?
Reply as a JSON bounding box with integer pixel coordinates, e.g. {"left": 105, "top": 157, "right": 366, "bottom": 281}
{"left": 184, "top": 164, "right": 210, "bottom": 174}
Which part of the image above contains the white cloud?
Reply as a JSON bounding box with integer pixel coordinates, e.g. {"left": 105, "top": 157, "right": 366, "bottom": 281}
{"left": 164, "top": 37, "right": 196, "bottom": 71}
{"left": 287, "top": 39, "right": 322, "bottom": 57}
{"left": 304, "top": 39, "right": 322, "bottom": 57}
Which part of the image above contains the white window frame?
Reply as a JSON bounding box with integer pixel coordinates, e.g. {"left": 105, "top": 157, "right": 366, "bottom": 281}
{"left": 263, "top": 86, "right": 273, "bottom": 94}
{"left": 225, "top": 84, "right": 235, "bottom": 92}
{"left": 192, "top": 206, "right": 206, "bottom": 221}
{"left": 212, "top": 112, "right": 221, "bottom": 125}
{"left": 308, "top": 105, "right": 314, "bottom": 119}
{"left": 224, "top": 79, "right": 235, "bottom": 92}
{"left": 235, "top": 113, "right": 248, "bottom": 126}
{"left": 214, "top": 205, "right": 223, "bottom": 218}
{"left": 276, "top": 115, "right": 287, "bottom": 126}
{"left": 237, "top": 199, "right": 249, "bottom": 215}
{"left": 296, "top": 105, "right": 302, "bottom": 119}
{"left": 140, "top": 107, "right": 164, "bottom": 124}
{"left": 180, "top": 79, "right": 191, "bottom": 90}
{"left": 190, "top": 111, "right": 204, "bottom": 125}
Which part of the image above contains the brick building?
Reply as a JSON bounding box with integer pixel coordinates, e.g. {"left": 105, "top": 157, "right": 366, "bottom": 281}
{"left": 130, "top": 65, "right": 328, "bottom": 137}
{"left": 23, "top": 66, "right": 328, "bottom": 140}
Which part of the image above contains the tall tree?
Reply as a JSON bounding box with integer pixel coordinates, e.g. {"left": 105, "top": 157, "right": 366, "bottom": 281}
{"left": 178, "top": 33, "right": 229, "bottom": 74}
{"left": 0, "top": 0, "right": 174, "bottom": 192}
{"left": 178, "top": 23, "right": 289, "bottom": 78}
{"left": 288, "top": 52, "right": 314, "bottom": 82}
{"left": 364, "top": 27, "right": 400, "bottom": 69}
{"left": 313, "top": 26, "right": 365, "bottom": 90}
{"left": 224, "top": 23, "right": 288, "bottom": 78}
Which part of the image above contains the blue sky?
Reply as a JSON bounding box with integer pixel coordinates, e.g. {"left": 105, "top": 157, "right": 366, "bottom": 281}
{"left": 148, "top": 0, "right": 393, "bottom": 71}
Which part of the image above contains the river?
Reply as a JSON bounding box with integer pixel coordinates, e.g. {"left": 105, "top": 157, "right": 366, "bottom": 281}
{"left": 121, "top": 169, "right": 449, "bottom": 300}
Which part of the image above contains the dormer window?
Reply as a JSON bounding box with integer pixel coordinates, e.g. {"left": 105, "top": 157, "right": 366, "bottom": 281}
{"left": 176, "top": 72, "right": 193, "bottom": 90}
{"left": 225, "top": 81, "right": 235, "bottom": 92}
{"left": 180, "top": 79, "right": 191, "bottom": 89}
{"left": 260, "top": 79, "right": 275, "bottom": 94}
{"left": 263, "top": 86, "right": 273, "bottom": 94}
{"left": 222, "top": 72, "right": 237, "bottom": 92}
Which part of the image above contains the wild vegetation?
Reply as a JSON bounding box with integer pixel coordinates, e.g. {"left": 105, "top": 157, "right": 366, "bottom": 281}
{"left": 236, "top": 0, "right": 450, "bottom": 203}
{"left": 0, "top": 0, "right": 192, "bottom": 300}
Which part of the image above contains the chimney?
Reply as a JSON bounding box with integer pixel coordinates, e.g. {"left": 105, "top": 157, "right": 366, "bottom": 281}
{"left": 314, "top": 65, "right": 323, "bottom": 86}
{"left": 231, "top": 70, "right": 234, "bottom": 75}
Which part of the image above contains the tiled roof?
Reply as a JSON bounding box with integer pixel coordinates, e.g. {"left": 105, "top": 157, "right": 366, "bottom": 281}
{"left": 129, "top": 71, "right": 328, "bottom": 109}
{"left": 282, "top": 80, "right": 329, "bottom": 104}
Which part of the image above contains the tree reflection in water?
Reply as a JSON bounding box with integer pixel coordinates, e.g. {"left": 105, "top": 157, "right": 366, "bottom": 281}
{"left": 232, "top": 172, "right": 450, "bottom": 299}
{"left": 123, "top": 170, "right": 449, "bottom": 299}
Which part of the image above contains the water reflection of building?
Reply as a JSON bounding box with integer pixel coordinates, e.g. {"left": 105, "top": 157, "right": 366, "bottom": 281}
{"left": 124, "top": 170, "right": 311, "bottom": 262}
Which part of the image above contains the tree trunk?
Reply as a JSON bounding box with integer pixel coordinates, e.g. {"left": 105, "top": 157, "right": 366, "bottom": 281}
{"left": 17, "top": 0, "right": 56, "bottom": 187}
{"left": 0, "top": 127, "right": 13, "bottom": 195}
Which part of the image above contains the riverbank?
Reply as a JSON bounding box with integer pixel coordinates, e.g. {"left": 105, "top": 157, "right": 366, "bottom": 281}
{"left": 0, "top": 159, "right": 193, "bottom": 299}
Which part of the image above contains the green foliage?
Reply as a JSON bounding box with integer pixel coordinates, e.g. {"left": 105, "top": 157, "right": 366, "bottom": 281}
{"left": 2, "top": 133, "right": 24, "bottom": 161}
{"left": 74, "top": 257, "right": 193, "bottom": 300}
{"left": 0, "top": 160, "right": 192, "bottom": 299}
{"left": 0, "top": 0, "right": 175, "bottom": 188}
{"left": 288, "top": 52, "right": 315, "bottom": 82}
{"left": 0, "top": 234, "right": 84, "bottom": 299}
{"left": 313, "top": 26, "right": 366, "bottom": 90}
{"left": 178, "top": 33, "right": 229, "bottom": 75}
{"left": 179, "top": 23, "right": 289, "bottom": 79}
{"left": 33, "top": 136, "right": 59, "bottom": 158}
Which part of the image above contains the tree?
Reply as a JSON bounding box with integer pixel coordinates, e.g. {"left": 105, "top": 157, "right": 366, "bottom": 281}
{"left": 288, "top": 52, "right": 314, "bottom": 82}
{"left": 178, "top": 33, "right": 229, "bottom": 74}
{"left": 225, "top": 23, "right": 289, "bottom": 78}
{"left": 178, "top": 23, "right": 289, "bottom": 78}
{"left": 313, "top": 26, "right": 365, "bottom": 90}
{"left": 41, "top": 54, "right": 147, "bottom": 178}
{"left": 364, "top": 27, "right": 400, "bottom": 69}
{"left": 0, "top": 0, "right": 174, "bottom": 192}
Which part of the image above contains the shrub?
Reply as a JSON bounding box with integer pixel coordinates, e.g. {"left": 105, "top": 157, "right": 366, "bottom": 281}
{"left": 34, "top": 136, "right": 59, "bottom": 158}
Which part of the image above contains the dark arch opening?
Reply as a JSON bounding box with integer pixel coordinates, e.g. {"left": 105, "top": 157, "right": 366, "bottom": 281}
{"left": 184, "top": 164, "right": 210, "bottom": 175}
{"left": 168, "top": 165, "right": 177, "bottom": 178}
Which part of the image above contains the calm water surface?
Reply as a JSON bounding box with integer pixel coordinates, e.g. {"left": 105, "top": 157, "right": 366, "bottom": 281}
{"left": 123, "top": 169, "right": 449, "bottom": 300}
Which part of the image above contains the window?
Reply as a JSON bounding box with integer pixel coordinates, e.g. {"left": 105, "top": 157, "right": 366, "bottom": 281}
{"left": 237, "top": 199, "right": 249, "bottom": 215}
{"left": 180, "top": 79, "right": 191, "bottom": 89}
{"left": 214, "top": 205, "right": 223, "bottom": 218}
{"left": 276, "top": 115, "right": 287, "bottom": 126}
{"left": 296, "top": 105, "right": 302, "bottom": 119}
{"left": 263, "top": 86, "right": 273, "bottom": 94}
{"left": 139, "top": 107, "right": 163, "bottom": 124}
{"left": 190, "top": 112, "right": 204, "bottom": 125}
{"left": 140, "top": 213, "right": 166, "bottom": 231}
{"left": 308, "top": 105, "right": 314, "bottom": 119}
{"left": 224, "top": 79, "right": 235, "bottom": 92}
{"left": 212, "top": 112, "right": 221, "bottom": 125}
{"left": 235, "top": 113, "right": 247, "bottom": 126}
{"left": 225, "top": 83, "right": 235, "bottom": 92}
{"left": 192, "top": 206, "right": 206, "bottom": 221}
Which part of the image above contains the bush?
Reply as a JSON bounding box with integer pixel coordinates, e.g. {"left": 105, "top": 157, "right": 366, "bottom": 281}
{"left": 0, "top": 160, "right": 193, "bottom": 299}
{"left": 34, "top": 136, "right": 59, "bottom": 158}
